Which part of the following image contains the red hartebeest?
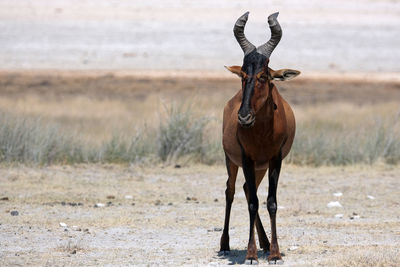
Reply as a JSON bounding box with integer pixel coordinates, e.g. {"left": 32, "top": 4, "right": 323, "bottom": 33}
{"left": 220, "top": 12, "right": 300, "bottom": 264}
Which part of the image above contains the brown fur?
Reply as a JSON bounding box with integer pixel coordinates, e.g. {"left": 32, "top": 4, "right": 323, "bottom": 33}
{"left": 222, "top": 80, "right": 296, "bottom": 168}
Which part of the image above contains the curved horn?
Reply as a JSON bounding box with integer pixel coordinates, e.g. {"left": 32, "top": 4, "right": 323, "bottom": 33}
{"left": 233, "top": 12, "right": 256, "bottom": 55}
{"left": 256, "top": 12, "right": 282, "bottom": 58}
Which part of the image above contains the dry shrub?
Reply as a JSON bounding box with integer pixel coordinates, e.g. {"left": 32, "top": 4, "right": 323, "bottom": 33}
{"left": 287, "top": 108, "right": 400, "bottom": 166}
{"left": 0, "top": 106, "right": 216, "bottom": 165}
{"left": 0, "top": 113, "right": 84, "bottom": 164}
{"left": 1, "top": 104, "right": 399, "bottom": 166}
{"left": 157, "top": 104, "right": 210, "bottom": 163}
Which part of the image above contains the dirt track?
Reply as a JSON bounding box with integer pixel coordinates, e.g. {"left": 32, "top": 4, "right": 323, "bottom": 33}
{"left": 1, "top": 164, "right": 399, "bottom": 266}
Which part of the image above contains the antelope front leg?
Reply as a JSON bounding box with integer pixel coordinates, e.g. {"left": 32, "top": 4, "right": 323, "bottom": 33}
{"left": 267, "top": 152, "right": 283, "bottom": 264}
{"left": 243, "top": 180, "right": 270, "bottom": 252}
{"left": 242, "top": 153, "right": 258, "bottom": 265}
{"left": 220, "top": 153, "right": 238, "bottom": 254}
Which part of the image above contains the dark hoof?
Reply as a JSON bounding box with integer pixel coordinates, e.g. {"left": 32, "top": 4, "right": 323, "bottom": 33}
{"left": 268, "top": 258, "right": 284, "bottom": 265}
{"left": 245, "top": 258, "right": 259, "bottom": 265}
{"left": 218, "top": 250, "right": 230, "bottom": 256}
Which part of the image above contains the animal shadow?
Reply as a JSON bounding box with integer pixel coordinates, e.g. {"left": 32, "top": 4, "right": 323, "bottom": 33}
{"left": 216, "top": 249, "right": 272, "bottom": 265}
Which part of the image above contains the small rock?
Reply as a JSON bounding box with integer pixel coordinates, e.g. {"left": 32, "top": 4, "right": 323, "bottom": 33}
{"left": 334, "top": 214, "right": 344, "bottom": 218}
{"left": 350, "top": 215, "right": 360, "bottom": 220}
{"left": 191, "top": 197, "right": 198, "bottom": 201}
{"left": 106, "top": 195, "right": 115, "bottom": 199}
{"left": 131, "top": 203, "right": 135, "bottom": 206}
{"left": 214, "top": 227, "right": 222, "bottom": 232}
{"left": 125, "top": 195, "right": 133, "bottom": 199}
{"left": 72, "top": 226, "right": 81, "bottom": 231}
{"left": 168, "top": 202, "right": 173, "bottom": 206}
{"left": 71, "top": 250, "right": 76, "bottom": 254}
{"left": 61, "top": 201, "right": 66, "bottom": 206}
{"left": 155, "top": 200, "right": 162, "bottom": 206}
{"left": 214, "top": 198, "right": 218, "bottom": 202}
{"left": 186, "top": 197, "right": 191, "bottom": 201}
{"left": 174, "top": 164, "right": 181, "bottom": 168}
{"left": 278, "top": 205, "right": 286, "bottom": 210}
{"left": 333, "top": 192, "right": 343, "bottom": 197}
{"left": 327, "top": 201, "right": 342, "bottom": 208}
{"left": 0, "top": 197, "right": 9, "bottom": 201}
{"left": 59, "top": 222, "right": 67, "bottom": 227}
{"left": 367, "top": 195, "right": 375, "bottom": 200}
{"left": 106, "top": 201, "right": 113, "bottom": 206}
{"left": 288, "top": 245, "right": 299, "bottom": 251}
{"left": 94, "top": 203, "right": 105, "bottom": 208}
{"left": 10, "top": 210, "right": 19, "bottom": 216}
{"left": 64, "top": 228, "right": 68, "bottom": 232}
{"left": 323, "top": 240, "right": 328, "bottom": 244}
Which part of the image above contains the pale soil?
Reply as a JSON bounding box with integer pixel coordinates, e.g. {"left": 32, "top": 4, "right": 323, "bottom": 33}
{"left": 0, "top": 164, "right": 399, "bottom": 266}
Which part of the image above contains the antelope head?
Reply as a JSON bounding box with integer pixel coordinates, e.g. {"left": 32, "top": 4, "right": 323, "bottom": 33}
{"left": 226, "top": 12, "right": 300, "bottom": 128}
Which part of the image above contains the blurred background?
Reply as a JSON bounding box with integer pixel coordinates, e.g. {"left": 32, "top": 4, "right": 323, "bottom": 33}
{"left": 0, "top": 0, "right": 399, "bottom": 165}
{"left": 1, "top": 0, "right": 399, "bottom": 73}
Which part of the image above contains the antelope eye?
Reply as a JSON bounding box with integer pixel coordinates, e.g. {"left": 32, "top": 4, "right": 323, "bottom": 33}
{"left": 258, "top": 76, "right": 267, "bottom": 83}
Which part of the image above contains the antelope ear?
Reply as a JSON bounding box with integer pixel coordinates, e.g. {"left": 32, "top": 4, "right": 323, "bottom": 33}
{"left": 224, "top": 66, "right": 243, "bottom": 77}
{"left": 270, "top": 68, "right": 301, "bottom": 81}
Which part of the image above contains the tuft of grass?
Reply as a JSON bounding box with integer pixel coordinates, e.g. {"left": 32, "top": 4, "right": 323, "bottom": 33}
{"left": 157, "top": 104, "right": 210, "bottom": 163}
{"left": 97, "top": 131, "right": 154, "bottom": 164}
{"left": 57, "top": 238, "right": 86, "bottom": 255}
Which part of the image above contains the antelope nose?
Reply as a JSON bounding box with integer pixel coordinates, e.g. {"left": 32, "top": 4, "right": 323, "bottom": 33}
{"left": 238, "top": 113, "right": 255, "bottom": 127}
{"left": 238, "top": 113, "right": 252, "bottom": 122}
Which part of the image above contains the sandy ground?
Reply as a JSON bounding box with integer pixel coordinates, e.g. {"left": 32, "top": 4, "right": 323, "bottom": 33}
{"left": 0, "top": 164, "right": 399, "bottom": 266}
{"left": 0, "top": 0, "right": 399, "bottom": 72}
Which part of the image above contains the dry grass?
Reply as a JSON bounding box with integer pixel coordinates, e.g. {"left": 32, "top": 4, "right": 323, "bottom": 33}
{"left": 320, "top": 246, "right": 400, "bottom": 267}
{"left": 288, "top": 103, "right": 400, "bottom": 165}
{"left": 0, "top": 71, "right": 399, "bottom": 166}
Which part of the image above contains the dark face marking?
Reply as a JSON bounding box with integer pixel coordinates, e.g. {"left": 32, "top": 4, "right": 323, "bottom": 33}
{"left": 242, "top": 50, "right": 268, "bottom": 76}
{"left": 238, "top": 50, "right": 270, "bottom": 127}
